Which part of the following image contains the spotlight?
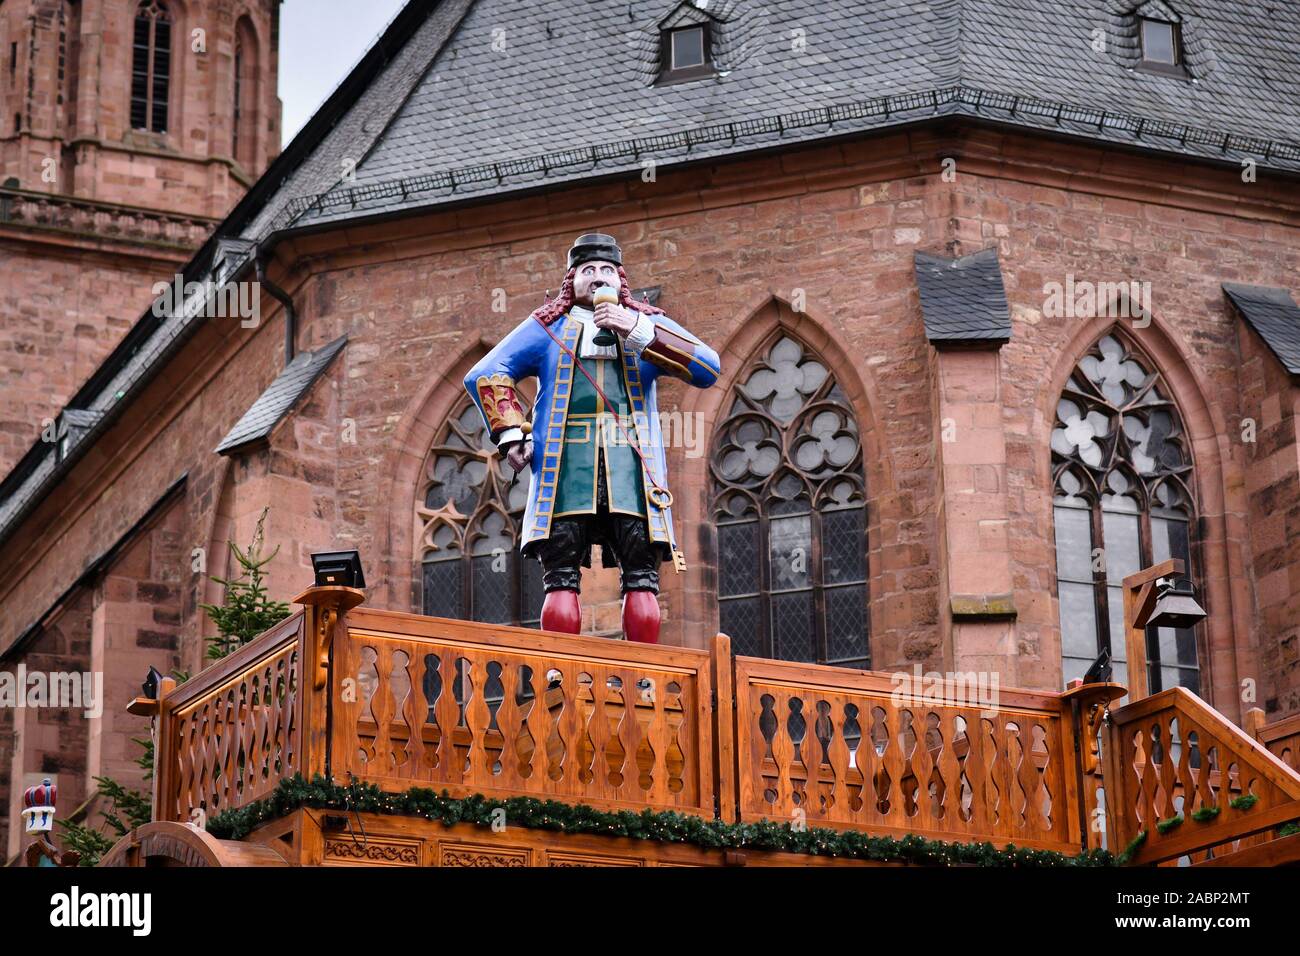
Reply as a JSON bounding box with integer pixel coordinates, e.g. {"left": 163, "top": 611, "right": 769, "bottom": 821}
{"left": 311, "top": 550, "right": 366, "bottom": 589}
{"left": 1082, "top": 647, "right": 1112, "bottom": 685}
{"left": 142, "top": 665, "right": 164, "bottom": 700}
{"left": 1145, "top": 577, "right": 1207, "bottom": 630}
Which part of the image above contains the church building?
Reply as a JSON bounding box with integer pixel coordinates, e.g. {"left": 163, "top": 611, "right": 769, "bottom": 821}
{"left": 2, "top": 0, "right": 1300, "bottom": 864}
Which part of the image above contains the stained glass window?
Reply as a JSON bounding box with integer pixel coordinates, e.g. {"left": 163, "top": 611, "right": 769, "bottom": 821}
{"left": 1051, "top": 333, "right": 1200, "bottom": 693}
{"left": 418, "top": 393, "right": 543, "bottom": 626}
{"left": 711, "top": 335, "right": 868, "bottom": 667}
{"left": 131, "top": 1, "right": 171, "bottom": 133}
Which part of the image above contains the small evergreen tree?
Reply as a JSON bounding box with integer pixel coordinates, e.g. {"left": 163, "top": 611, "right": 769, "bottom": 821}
{"left": 200, "top": 508, "right": 291, "bottom": 660}
{"left": 57, "top": 510, "right": 288, "bottom": 865}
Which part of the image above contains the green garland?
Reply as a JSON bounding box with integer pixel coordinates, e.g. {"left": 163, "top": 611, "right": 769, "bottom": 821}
{"left": 1279, "top": 821, "right": 1300, "bottom": 838}
{"left": 1114, "top": 829, "right": 1147, "bottom": 866}
{"left": 1155, "top": 814, "right": 1184, "bottom": 834}
{"left": 1191, "top": 806, "right": 1220, "bottom": 823}
{"left": 1230, "top": 793, "right": 1259, "bottom": 811}
{"left": 206, "top": 774, "right": 1112, "bottom": 868}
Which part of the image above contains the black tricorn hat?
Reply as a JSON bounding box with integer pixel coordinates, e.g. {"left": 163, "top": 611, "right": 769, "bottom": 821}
{"left": 568, "top": 233, "right": 622, "bottom": 269}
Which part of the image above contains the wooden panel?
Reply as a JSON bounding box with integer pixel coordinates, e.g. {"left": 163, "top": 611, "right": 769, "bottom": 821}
{"left": 330, "top": 611, "right": 715, "bottom": 817}
{"left": 730, "top": 656, "right": 1077, "bottom": 852}
{"left": 158, "top": 614, "right": 305, "bottom": 823}
{"left": 1107, "top": 687, "right": 1300, "bottom": 865}
{"left": 1257, "top": 713, "right": 1300, "bottom": 773}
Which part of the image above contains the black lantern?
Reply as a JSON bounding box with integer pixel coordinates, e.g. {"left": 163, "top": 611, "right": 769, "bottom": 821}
{"left": 311, "top": 550, "right": 366, "bottom": 589}
{"left": 142, "top": 665, "right": 164, "bottom": 700}
{"left": 1146, "top": 577, "right": 1207, "bottom": 630}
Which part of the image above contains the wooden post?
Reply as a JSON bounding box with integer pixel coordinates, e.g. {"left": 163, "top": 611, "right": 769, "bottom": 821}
{"left": 293, "top": 585, "right": 366, "bottom": 783}
{"left": 1119, "top": 558, "right": 1182, "bottom": 702}
{"left": 1060, "top": 681, "right": 1126, "bottom": 852}
{"left": 1244, "top": 706, "right": 1266, "bottom": 742}
{"left": 710, "top": 633, "right": 737, "bottom": 823}
{"left": 127, "top": 676, "right": 176, "bottom": 822}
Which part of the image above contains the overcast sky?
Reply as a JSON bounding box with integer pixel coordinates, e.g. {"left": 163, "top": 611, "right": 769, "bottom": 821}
{"left": 278, "top": 0, "right": 410, "bottom": 144}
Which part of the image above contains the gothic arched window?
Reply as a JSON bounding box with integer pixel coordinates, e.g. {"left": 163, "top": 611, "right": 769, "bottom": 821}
{"left": 131, "top": 0, "right": 171, "bottom": 133}
{"left": 711, "top": 335, "right": 869, "bottom": 667}
{"left": 233, "top": 18, "right": 258, "bottom": 169}
{"left": 417, "top": 394, "right": 544, "bottom": 626}
{"left": 1052, "top": 333, "right": 1201, "bottom": 693}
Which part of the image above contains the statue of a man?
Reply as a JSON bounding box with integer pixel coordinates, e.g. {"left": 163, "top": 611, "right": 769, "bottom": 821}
{"left": 465, "top": 233, "right": 720, "bottom": 642}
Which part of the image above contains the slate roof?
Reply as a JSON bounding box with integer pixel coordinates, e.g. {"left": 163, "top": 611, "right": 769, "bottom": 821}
{"left": 214, "top": 335, "right": 350, "bottom": 455}
{"left": 289, "top": 0, "right": 1300, "bottom": 226}
{"left": 1223, "top": 283, "right": 1300, "bottom": 375}
{"left": 914, "top": 247, "right": 1011, "bottom": 344}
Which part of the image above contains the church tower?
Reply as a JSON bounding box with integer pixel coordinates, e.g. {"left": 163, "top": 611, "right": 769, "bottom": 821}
{"left": 0, "top": 0, "right": 282, "bottom": 474}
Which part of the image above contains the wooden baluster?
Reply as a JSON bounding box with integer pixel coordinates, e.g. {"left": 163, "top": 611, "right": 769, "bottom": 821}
{"left": 278, "top": 651, "right": 296, "bottom": 778}
{"left": 493, "top": 658, "right": 522, "bottom": 791}
{"left": 521, "top": 662, "right": 549, "bottom": 790}
{"left": 370, "top": 644, "right": 396, "bottom": 778}
{"left": 878, "top": 704, "right": 904, "bottom": 826}
{"left": 464, "top": 654, "right": 493, "bottom": 784}
{"left": 1155, "top": 712, "right": 1179, "bottom": 823}
{"left": 961, "top": 709, "right": 990, "bottom": 835}
{"left": 1174, "top": 715, "right": 1196, "bottom": 818}
{"left": 434, "top": 651, "right": 461, "bottom": 783}
{"left": 824, "top": 694, "right": 852, "bottom": 824}
{"left": 616, "top": 672, "right": 642, "bottom": 799}
{"left": 770, "top": 691, "right": 795, "bottom": 823}
{"left": 990, "top": 714, "right": 1018, "bottom": 838}
{"left": 936, "top": 709, "right": 965, "bottom": 835}
{"left": 646, "top": 672, "right": 671, "bottom": 808}
{"left": 1020, "top": 723, "right": 1049, "bottom": 840}
{"left": 585, "top": 667, "right": 613, "bottom": 802}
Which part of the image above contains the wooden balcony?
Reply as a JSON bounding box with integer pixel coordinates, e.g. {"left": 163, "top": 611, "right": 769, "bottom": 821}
{"left": 103, "top": 586, "right": 1300, "bottom": 868}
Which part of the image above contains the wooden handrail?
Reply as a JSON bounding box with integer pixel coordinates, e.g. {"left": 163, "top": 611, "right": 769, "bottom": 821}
{"left": 1104, "top": 687, "right": 1300, "bottom": 865}
{"left": 330, "top": 605, "right": 717, "bottom": 817}
{"left": 730, "top": 655, "right": 1082, "bottom": 852}
{"left": 154, "top": 611, "right": 309, "bottom": 823}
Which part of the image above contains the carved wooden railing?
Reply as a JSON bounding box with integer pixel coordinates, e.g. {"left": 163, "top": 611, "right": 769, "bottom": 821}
{"left": 148, "top": 588, "right": 1300, "bottom": 865}
{"left": 332, "top": 605, "right": 717, "bottom": 817}
{"left": 154, "top": 612, "right": 308, "bottom": 823}
{"left": 730, "top": 655, "right": 1084, "bottom": 852}
{"left": 1103, "top": 688, "right": 1300, "bottom": 866}
{"left": 1248, "top": 709, "right": 1300, "bottom": 773}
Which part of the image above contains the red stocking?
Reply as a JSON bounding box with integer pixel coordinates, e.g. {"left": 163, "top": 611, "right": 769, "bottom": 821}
{"left": 541, "top": 589, "right": 581, "bottom": 633}
{"left": 622, "top": 590, "right": 661, "bottom": 644}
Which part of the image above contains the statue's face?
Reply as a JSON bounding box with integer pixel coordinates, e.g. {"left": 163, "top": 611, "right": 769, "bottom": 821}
{"left": 572, "top": 259, "right": 620, "bottom": 306}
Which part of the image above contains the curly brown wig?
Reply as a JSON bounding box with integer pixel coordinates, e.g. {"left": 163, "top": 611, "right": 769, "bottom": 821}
{"left": 530, "top": 265, "right": 664, "bottom": 326}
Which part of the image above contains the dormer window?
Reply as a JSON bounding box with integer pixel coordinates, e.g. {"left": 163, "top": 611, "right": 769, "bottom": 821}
{"left": 659, "top": 24, "right": 714, "bottom": 84}
{"left": 1139, "top": 17, "right": 1185, "bottom": 75}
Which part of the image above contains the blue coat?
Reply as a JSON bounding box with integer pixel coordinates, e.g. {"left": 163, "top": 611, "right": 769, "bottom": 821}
{"left": 464, "top": 310, "right": 720, "bottom": 555}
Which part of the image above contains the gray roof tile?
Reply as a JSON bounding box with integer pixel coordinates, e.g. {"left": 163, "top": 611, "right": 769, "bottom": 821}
{"left": 285, "top": 0, "right": 1300, "bottom": 226}
{"left": 914, "top": 247, "right": 1011, "bottom": 344}
{"left": 1223, "top": 283, "right": 1300, "bottom": 375}
{"left": 215, "top": 336, "right": 349, "bottom": 454}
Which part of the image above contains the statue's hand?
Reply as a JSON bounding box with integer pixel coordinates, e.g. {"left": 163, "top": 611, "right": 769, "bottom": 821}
{"left": 594, "top": 302, "right": 638, "bottom": 337}
{"left": 504, "top": 440, "right": 533, "bottom": 473}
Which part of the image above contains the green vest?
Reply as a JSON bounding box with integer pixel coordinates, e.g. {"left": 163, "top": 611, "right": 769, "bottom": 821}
{"left": 553, "top": 331, "right": 647, "bottom": 518}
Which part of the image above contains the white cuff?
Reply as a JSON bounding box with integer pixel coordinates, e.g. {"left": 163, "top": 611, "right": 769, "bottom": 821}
{"left": 497, "top": 427, "right": 524, "bottom": 447}
{"left": 624, "top": 314, "right": 657, "bottom": 354}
